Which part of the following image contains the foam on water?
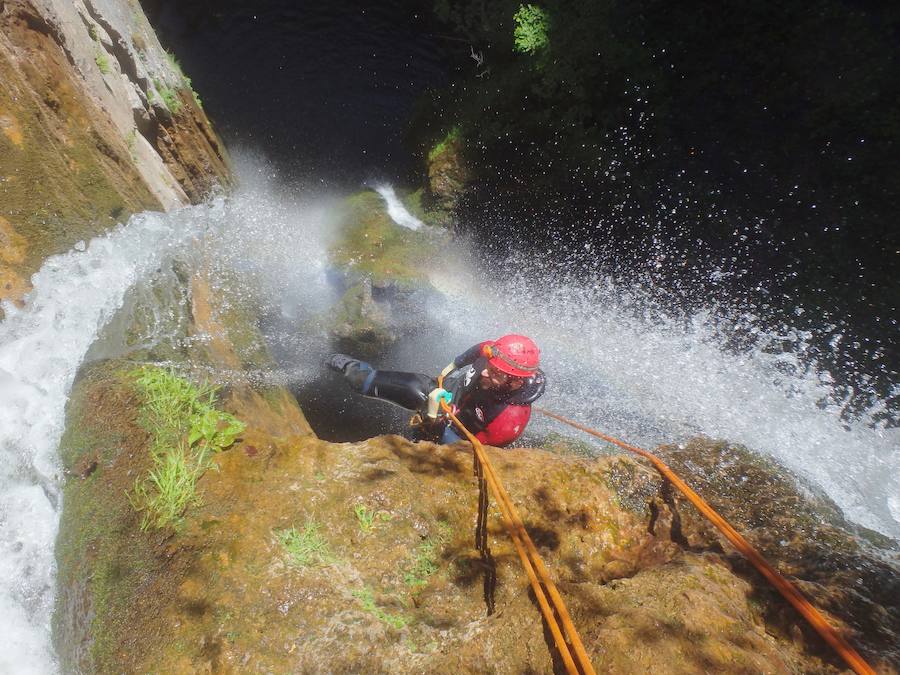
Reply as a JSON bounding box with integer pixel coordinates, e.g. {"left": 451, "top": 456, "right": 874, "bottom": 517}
{"left": 0, "top": 203, "right": 213, "bottom": 672}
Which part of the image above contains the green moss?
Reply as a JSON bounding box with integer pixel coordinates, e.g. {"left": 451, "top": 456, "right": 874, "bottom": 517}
{"left": 94, "top": 51, "right": 111, "bottom": 74}
{"left": 329, "top": 191, "right": 437, "bottom": 288}
{"left": 403, "top": 524, "right": 449, "bottom": 588}
{"left": 400, "top": 188, "right": 452, "bottom": 229}
{"left": 352, "top": 586, "right": 409, "bottom": 629}
{"left": 0, "top": 59, "right": 159, "bottom": 282}
{"left": 403, "top": 540, "right": 439, "bottom": 587}
{"left": 427, "top": 126, "right": 461, "bottom": 163}
{"left": 54, "top": 362, "right": 165, "bottom": 671}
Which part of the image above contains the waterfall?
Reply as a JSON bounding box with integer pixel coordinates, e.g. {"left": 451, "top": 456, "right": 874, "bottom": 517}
{"left": 0, "top": 203, "right": 213, "bottom": 672}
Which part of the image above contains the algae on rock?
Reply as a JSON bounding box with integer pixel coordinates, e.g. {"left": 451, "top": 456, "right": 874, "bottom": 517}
{"left": 324, "top": 189, "right": 450, "bottom": 357}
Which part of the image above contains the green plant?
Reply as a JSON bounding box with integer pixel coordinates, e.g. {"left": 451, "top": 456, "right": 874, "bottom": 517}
{"left": 427, "top": 126, "right": 461, "bottom": 162}
{"left": 128, "top": 366, "right": 245, "bottom": 530}
{"left": 352, "top": 587, "right": 409, "bottom": 629}
{"left": 95, "top": 51, "right": 111, "bottom": 74}
{"left": 403, "top": 539, "right": 439, "bottom": 587}
{"left": 128, "top": 443, "right": 205, "bottom": 530}
{"left": 153, "top": 78, "right": 182, "bottom": 114}
{"left": 513, "top": 4, "right": 550, "bottom": 54}
{"left": 404, "top": 523, "right": 451, "bottom": 587}
{"left": 276, "top": 521, "right": 333, "bottom": 567}
{"left": 165, "top": 50, "right": 203, "bottom": 109}
{"left": 354, "top": 504, "right": 376, "bottom": 533}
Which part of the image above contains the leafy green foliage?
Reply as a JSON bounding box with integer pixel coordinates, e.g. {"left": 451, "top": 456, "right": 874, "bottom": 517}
{"left": 129, "top": 444, "right": 206, "bottom": 531}
{"left": 352, "top": 587, "right": 409, "bottom": 629}
{"left": 276, "top": 521, "right": 334, "bottom": 567}
{"left": 427, "top": 126, "right": 461, "bottom": 162}
{"left": 354, "top": 504, "right": 376, "bottom": 533}
{"left": 128, "top": 366, "right": 245, "bottom": 530}
{"left": 513, "top": 4, "right": 549, "bottom": 54}
{"left": 95, "top": 51, "right": 111, "bottom": 75}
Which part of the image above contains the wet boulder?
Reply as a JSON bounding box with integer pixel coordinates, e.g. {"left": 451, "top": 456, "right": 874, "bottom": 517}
{"left": 656, "top": 437, "right": 900, "bottom": 666}
{"left": 324, "top": 190, "right": 448, "bottom": 357}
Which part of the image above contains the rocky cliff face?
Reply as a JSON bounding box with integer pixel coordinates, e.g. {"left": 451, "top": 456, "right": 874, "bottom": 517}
{"left": 0, "top": 0, "right": 229, "bottom": 308}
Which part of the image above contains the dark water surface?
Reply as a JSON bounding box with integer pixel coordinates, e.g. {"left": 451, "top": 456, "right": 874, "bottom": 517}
{"left": 142, "top": 0, "right": 449, "bottom": 186}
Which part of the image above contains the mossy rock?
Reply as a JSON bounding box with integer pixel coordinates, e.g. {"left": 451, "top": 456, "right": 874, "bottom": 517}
{"left": 329, "top": 190, "right": 445, "bottom": 288}
{"left": 426, "top": 128, "right": 470, "bottom": 211}
{"left": 401, "top": 187, "right": 453, "bottom": 229}
{"left": 57, "top": 414, "right": 854, "bottom": 672}
{"left": 324, "top": 190, "right": 449, "bottom": 354}
{"left": 657, "top": 436, "right": 900, "bottom": 663}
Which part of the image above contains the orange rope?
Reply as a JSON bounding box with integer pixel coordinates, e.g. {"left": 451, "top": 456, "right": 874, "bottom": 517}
{"left": 438, "top": 391, "right": 596, "bottom": 675}
{"left": 537, "top": 407, "right": 876, "bottom": 675}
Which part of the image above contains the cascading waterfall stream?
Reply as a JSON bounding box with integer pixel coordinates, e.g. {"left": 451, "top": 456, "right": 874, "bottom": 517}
{"left": 0, "top": 203, "right": 217, "bottom": 672}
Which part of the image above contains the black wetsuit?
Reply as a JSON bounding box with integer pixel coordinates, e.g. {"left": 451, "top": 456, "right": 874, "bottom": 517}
{"left": 337, "top": 342, "right": 545, "bottom": 447}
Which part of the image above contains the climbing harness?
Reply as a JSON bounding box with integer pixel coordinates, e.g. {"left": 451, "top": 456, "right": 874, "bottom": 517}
{"left": 437, "top": 377, "right": 596, "bottom": 675}
{"left": 537, "top": 408, "right": 876, "bottom": 675}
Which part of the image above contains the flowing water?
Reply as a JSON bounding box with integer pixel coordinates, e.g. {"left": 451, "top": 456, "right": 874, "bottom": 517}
{"left": 0, "top": 160, "right": 897, "bottom": 670}
{"left": 0, "top": 204, "right": 219, "bottom": 671}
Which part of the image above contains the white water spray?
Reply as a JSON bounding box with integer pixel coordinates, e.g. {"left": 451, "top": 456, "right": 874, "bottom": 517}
{"left": 0, "top": 204, "right": 213, "bottom": 672}
{"left": 425, "top": 249, "right": 900, "bottom": 540}
{"left": 372, "top": 184, "right": 424, "bottom": 231}
{"left": 373, "top": 184, "right": 898, "bottom": 538}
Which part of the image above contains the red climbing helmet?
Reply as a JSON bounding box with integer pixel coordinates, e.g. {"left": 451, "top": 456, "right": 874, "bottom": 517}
{"left": 482, "top": 334, "right": 540, "bottom": 378}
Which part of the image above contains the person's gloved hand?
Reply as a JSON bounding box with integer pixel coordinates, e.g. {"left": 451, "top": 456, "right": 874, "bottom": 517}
{"left": 439, "top": 361, "right": 456, "bottom": 379}
{"left": 427, "top": 387, "right": 453, "bottom": 419}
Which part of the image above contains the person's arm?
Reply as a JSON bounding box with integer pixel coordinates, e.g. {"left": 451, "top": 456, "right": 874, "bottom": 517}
{"left": 474, "top": 405, "right": 531, "bottom": 447}
{"left": 440, "top": 341, "right": 489, "bottom": 378}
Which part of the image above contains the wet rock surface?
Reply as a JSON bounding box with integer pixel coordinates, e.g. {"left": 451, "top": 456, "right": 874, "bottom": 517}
{"left": 656, "top": 438, "right": 900, "bottom": 669}
{"left": 324, "top": 190, "right": 449, "bottom": 358}
{"left": 57, "top": 366, "right": 883, "bottom": 673}
{"left": 0, "top": 0, "right": 229, "bottom": 308}
{"left": 427, "top": 130, "right": 470, "bottom": 212}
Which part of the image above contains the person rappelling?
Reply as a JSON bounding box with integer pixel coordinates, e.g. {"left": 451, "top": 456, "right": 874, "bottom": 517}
{"left": 326, "top": 334, "right": 545, "bottom": 447}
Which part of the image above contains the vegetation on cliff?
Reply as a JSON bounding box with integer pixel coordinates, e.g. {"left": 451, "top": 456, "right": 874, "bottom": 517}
{"left": 129, "top": 366, "right": 245, "bottom": 531}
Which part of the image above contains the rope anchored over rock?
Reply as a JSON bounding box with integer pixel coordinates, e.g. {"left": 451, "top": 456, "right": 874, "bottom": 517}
{"left": 437, "top": 378, "right": 596, "bottom": 675}
{"left": 537, "top": 407, "right": 876, "bottom": 675}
